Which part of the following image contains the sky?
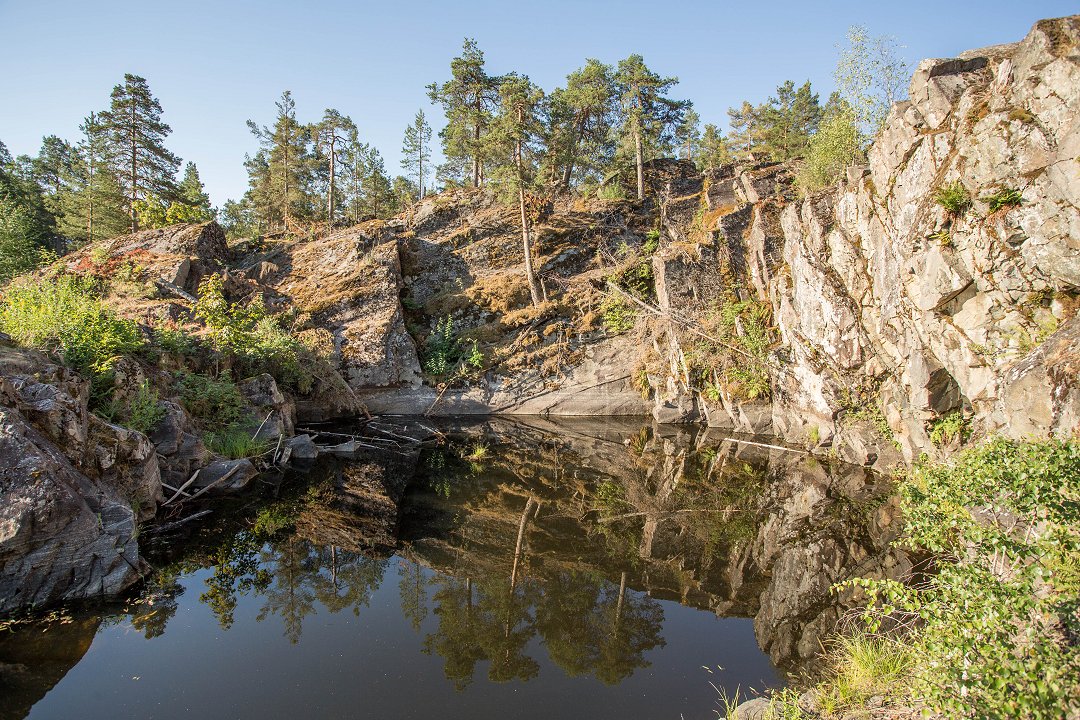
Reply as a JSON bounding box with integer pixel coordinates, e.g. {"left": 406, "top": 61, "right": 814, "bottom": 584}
{"left": 1, "top": 0, "right": 1075, "bottom": 207}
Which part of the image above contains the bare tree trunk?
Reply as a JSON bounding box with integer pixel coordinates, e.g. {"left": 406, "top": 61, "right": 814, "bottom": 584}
{"left": 129, "top": 93, "right": 138, "bottom": 233}
{"left": 634, "top": 127, "right": 645, "bottom": 200}
{"left": 510, "top": 497, "right": 537, "bottom": 592}
{"left": 327, "top": 145, "right": 335, "bottom": 225}
{"left": 516, "top": 136, "right": 543, "bottom": 307}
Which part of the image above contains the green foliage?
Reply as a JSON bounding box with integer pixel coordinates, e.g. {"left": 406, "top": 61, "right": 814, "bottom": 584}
{"left": 204, "top": 425, "right": 267, "bottom": 460}
{"left": 0, "top": 275, "right": 144, "bottom": 400}
{"left": 796, "top": 103, "right": 860, "bottom": 193}
{"left": 194, "top": 275, "right": 312, "bottom": 393}
{"left": 848, "top": 438, "right": 1080, "bottom": 719}
{"left": 176, "top": 371, "right": 247, "bottom": 432}
{"left": 934, "top": 180, "right": 971, "bottom": 215}
{"left": 422, "top": 315, "right": 483, "bottom": 378}
{"left": 596, "top": 180, "right": 627, "bottom": 201}
{"left": 253, "top": 505, "right": 295, "bottom": 537}
{"left": 0, "top": 198, "right": 54, "bottom": 284}
{"left": 691, "top": 296, "right": 774, "bottom": 401}
{"left": 125, "top": 380, "right": 166, "bottom": 434}
{"left": 643, "top": 229, "right": 660, "bottom": 255}
{"left": 927, "top": 410, "right": 970, "bottom": 446}
{"left": 814, "top": 633, "right": 914, "bottom": 716}
{"left": 600, "top": 296, "right": 635, "bottom": 334}
{"left": 133, "top": 196, "right": 168, "bottom": 229}
{"left": 984, "top": 187, "right": 1024, "bottom": 213}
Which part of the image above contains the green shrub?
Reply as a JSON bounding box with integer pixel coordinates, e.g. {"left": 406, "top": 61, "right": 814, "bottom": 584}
{"left": 600, "top": 296, "right": 635, "bottom": 334}
{"left": 796, "top": 105, "right": 861, "bottom": 193}
{"left": 176, "top": 371, "right": 248, "bottom": 432}
{"left": 195, "top": 275, "right": 312, "bottom": 393}
{"left": 984, "top": 187, "right": 1024, "bottom": 213}
{"left": 126, "top": 381, "right": 167, "bottom": 433}
{"left": 0, "top": 275, "right": 144, "bottom": 402}
{"left": 643, "top": 230, "right": 660, "bottom": 255}
{"left": 847, "top": 438, "right": 1080, "bottom": 719}
{"left": 927, "top": 410, "right": 970, "bottom": 446}
{"left": 421, "top": 316, "right": 483, "bottom": 377}
{"left": 933, "top": 181, "right": 971, "bottom": 215}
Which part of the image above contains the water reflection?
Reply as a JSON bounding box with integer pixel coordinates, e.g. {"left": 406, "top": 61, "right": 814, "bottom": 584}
{"left": 0, "top": 417, "right": 908, "bottom": 720}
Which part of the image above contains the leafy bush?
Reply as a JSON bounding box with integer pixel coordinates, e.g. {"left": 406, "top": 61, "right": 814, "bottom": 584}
{"left": 934, "top": 181, "right": 971, "bottom": 215}
{"left": 0, "top": 275, "right": 144, "bottom": 401}
{"left": 693, "top": 297, "right": 774, "bottom": 401}
{"left": 796, "top": 105, "right": 861, "bottom": 193}
{"left": 195, "top": 275, "right": 312, "bottom": 393}
{"left": 126, "top": 380, "right": 167, "bottom": 433}
{"left": 984, "top": 187, "right": 1024, "bottom": 213}
{"left": 600, "top": 296, "right": 635, "bottom": 334}
{"left": 848, "top": 438, "right": 1080, "bottom": 719}
{"left": 176, "top": 371, "right": 248, "bottom": 432}
{"left": 927, "top": 410, "right": 970, "bottom": 446}
{"left": 421, "top": 315, "right": 483, "bottom": 378}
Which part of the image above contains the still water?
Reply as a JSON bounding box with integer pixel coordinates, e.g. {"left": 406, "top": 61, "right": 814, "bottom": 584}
{"left": 0, "top": 418, "right": 903, "bottom": 720}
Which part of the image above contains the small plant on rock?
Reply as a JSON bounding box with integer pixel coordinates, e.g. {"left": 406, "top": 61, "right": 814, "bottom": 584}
{"left": 984, "top": 187, "right": 1024, "bottom": 213}
{"left": 934, "top": 181, "right": 971, "bottom": 216}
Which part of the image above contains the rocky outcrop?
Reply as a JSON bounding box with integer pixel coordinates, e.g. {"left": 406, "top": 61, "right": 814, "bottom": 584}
{"left": 0, "top": 346, "right": 162, "bottom": 612}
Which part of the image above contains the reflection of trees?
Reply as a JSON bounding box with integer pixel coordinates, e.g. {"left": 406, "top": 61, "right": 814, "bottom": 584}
{"left": 255, "top": 539, "right": 388, "bottom": 643}
{"left": 200, "top": 531, "right": 271, "bottom": 630}
{"left": 398, "top": 560, "right": 429, "bottom": 631}
{"left": 535, "top": 570, "right": 665, "bottom": 685}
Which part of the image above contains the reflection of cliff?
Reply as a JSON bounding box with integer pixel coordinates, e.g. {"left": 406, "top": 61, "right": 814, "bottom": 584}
{"left": 0, "top": 617, "right": 100, "bottom": 720}
{"left": 403, "top": 417, "right": 909, "bottom": 674}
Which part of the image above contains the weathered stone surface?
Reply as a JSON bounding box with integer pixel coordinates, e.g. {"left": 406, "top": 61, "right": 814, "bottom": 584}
{"left": 0, "top": 408, "right": 143, "bottom": 613}
{"left": 285, "top": 434, "right": 319, "bottom": 460}
{"left": 238, "top": 373, "right": 295, "bottom": 441}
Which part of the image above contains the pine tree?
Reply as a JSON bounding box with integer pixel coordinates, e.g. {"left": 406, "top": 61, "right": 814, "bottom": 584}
{"left": 400, "top": 109, "right": 432, "bottom": 199}
{"left": 427, "top": 38, "right": 502, "bottom": 188}
{"left": 613, "top": 55, "right": 688, "bottom": 199}
{"left": 390, "top": 175, "right": 420, "bottom": 214}
{"left": 99, "top": 74, "right": 181, "bottom": 232}
{"left": 726, "top": 101, "right": 761, "bottom": 162}
{"left": 362, "top": 147, "right": 393, "bottom": 219}
{"left": 757, "top": 80, "right": 821, "bottom": 161}
{"left": 59, "top": 113, "right": 128, "bottom": 245}
{"left": 166, "top": 162, "right": 214, "bottom": 224}
{"left": 546, "top": 59, "right": 617, "bottom": 188}
{"left": 246, "top": 91, "right": 315, "bottom": 230}
{"left": 489, "top": 74, "right": 546, "bottom": 306}
{"left": 698, "top": 124, "right": 733, "bottom": 171}
{"left": 675, "top": 106, "right": 701, "bottom": 162}
{"left": 314, "top": 109, "right": 356, "bottom": 225}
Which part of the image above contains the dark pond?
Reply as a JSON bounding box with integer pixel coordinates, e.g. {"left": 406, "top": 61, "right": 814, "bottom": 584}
{"left": 0, "top": 417, "right": 905, "bottom": 720}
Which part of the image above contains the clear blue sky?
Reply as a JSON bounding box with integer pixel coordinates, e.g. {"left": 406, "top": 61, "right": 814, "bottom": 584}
{"left": 1, "top": 0, "right": 1074, "bottom": 206}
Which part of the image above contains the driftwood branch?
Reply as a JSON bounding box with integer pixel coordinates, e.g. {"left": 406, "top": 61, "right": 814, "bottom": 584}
{"left": 162, "top": 470, "right": 200, "bottom": 506}
{"left": 154, "top": 278, "right": 197, "bottom": 303}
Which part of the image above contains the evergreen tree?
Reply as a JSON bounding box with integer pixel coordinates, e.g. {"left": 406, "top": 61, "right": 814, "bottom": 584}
{"left": 314, "top": 109, "right": 356, "bottom": 225}
{"left": 427, "top": 38, "right": 502, "bottom": 188}
{"left": 362, "top": 147, "right": 393, "bottom": 219}
{"left": 613, "top": 55, "right": 688, "bottom": 199}
{"left": 166, "top": 162, "right": 214, "bottom": 224}
{"left": 546, "top": 59, "right": 617, "bottom": 188}
{"left": 400, "top": 109, "right": 432, "bottom": 199}
{"left": 698, "top": 124, "right": 733, "bottom": 171}
{"left": 0, "top": 142, "right": 55, "bottom": 281}
{"left": 757, "top": 80, "right": 821, "bottom": 161}
{"left": 390, "top": 175, "right": 420, "bottom": 214}
{"left": 675, "top": 106, "right": 701, "bottom": 162}
{"left": 246, "top": 91, "right": 315, "bottom": 230}
{"left": 726, "top": 101, "right": 761, "bottom": 162}
{"left": 489, "top": 74, "right": 546, "bottom": 306}
{"left": 51, "top": 115, "right": 127, "bottom": 245}
{"left": 99, "top": 74, "right": 181, "bottom": 232}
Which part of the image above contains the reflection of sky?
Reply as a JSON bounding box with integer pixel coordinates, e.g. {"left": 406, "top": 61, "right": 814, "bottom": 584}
{"left": 22, "top": 556, "right": 778, "bottom": 720}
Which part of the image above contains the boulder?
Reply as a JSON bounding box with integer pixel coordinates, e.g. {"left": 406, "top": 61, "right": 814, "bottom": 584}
{"left": 192, "top": 459, "right": 259, "bottom": 493}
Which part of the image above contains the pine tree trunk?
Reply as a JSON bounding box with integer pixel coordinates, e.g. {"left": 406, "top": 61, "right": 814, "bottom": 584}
{"left": 327, "top": 145, "right": 335, "bottom": 225}
{"left": 129, "top": 96, "right": 138, "bottom": 233}
{"left": 517, "top": 138, "right": 543, "bottom": 307}
{"left": 635, "top": 127, "right": 645, "bottom": 200}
